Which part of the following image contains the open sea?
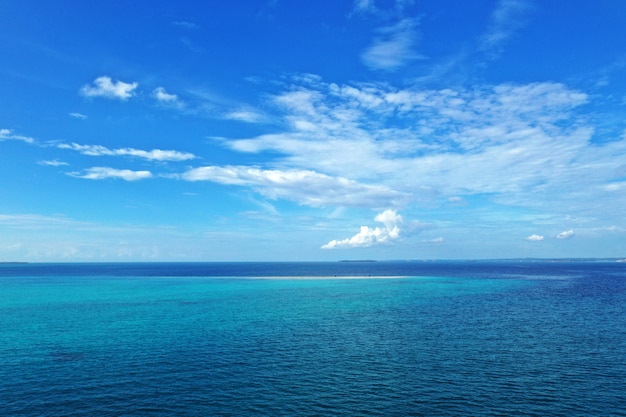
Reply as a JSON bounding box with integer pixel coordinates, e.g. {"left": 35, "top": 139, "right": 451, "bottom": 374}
{"left": 1, "top": 260, "right": 625, "bottom": 416}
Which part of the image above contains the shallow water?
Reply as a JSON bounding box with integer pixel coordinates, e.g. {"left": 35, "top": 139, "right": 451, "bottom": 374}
{"left": 1, "top": 261, "right": 625, "bottom": 416}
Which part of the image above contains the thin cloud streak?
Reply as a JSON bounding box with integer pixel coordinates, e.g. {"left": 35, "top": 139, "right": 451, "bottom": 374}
{"left": 172, "top": 20, "right": 199, "bottom": 30}
{"left": 38, "top": 160, "right": 69, "bottom": 167}
{"left": 225, "top": 109, "right": 264, "bottom": 123}
{"left": 180, "top": 166, "right": 409, "bottom": 208}
{"left": 0, "top": 128, "right": 35, "bottom": 143}
{"left": 58, "top": 143, "right": 196, "bottom": 161}
{"left": 68, "top": 167, "right": 153, "bottom": 181}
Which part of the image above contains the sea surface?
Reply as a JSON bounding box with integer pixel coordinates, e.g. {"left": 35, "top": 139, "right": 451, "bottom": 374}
{"left": 1, "top": 261, "right": 625, "bottom": 416}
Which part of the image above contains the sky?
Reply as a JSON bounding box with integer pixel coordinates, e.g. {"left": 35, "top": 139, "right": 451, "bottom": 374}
{"left": 2, "top": 0, "right": 626, "bottom": 262}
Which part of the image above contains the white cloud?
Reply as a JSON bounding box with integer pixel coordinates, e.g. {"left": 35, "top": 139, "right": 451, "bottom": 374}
{"left": 0, "top": 213, "right": 84, "bottom": 229}
{"left": 172, "top": 20, "right": 199, "bottom": 30}
{"left": 58, "top": 143, "right": 195, "bottom": 161}
{"left": 526, "top": 234, "right": 544, "bottom": 241}
{"left": 68, "top": 167, "right": 152, "bottom": 181}
{"left": 0, "top": 128, "right": 34, "bottom": 143}
{"left": 45, "top": 72, "right": 625, "bottom": 241}
{"left": 556, "top": 229, "right": 575, "bottom": 239}
{"left": 153, "top": 87, "right": 184, "bottom": 108}
{"left": 180, "top": 165, "right": 408, "bottom": 208}
{"left": 480, "top": 0, "right": 531, "bottom": 59}
{"left": 351, "top": 0, "right": 376, "bottom": 15}
{"left": 423, "top": 237, "right": 444, "bottom": 244}
{"left": 350, "top": 0, "right": 414, "bottom": 18}
{"left": 603, "top": 181, "right": 626, "bottom": 192}
{"left": 69, "top": 112, "right": 88, "bottom": 119}
{"left": 220, "top": 77, "right": 624, "bottom": 221}
{"left": 448, "top": 196, "right": 466, "bottom": 206}
{"left": 322, "top": 209, "right": 403, "bottom": 249}
{"left": 38, "top": 160, "right": 69, "bottom": 167}
{"left": 225, "top": 109, "right": 264, "bottom": 123}
{"left": 80, "top": 76, "right": 138, "bottom": 100}
{"left": 362, "top": 18, "right": 423, "bottom": 71}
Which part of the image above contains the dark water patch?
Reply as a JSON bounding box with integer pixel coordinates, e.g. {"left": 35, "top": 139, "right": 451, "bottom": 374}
{"left": 49, "top": 350, "right": 85, "bottom": 363}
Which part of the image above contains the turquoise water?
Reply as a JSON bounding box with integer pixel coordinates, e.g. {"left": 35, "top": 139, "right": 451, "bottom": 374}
{"left": 1, "top": 262, "right": 625, "bottom": 416}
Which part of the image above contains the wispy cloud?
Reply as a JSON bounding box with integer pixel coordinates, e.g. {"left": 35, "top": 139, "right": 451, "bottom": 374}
{"left": 361, "top": 18, "right": 423, "bottom": 70}
{"left": 69, "top": 112, "right": 88, "bottom": 119}
{"left": 479, "top": 0, "right": 532, "bottom": 59}
{"left": 180, "top": 166, "right": 408, "bottom": 208}
{"left": 58, "top": 143, "right": 196, "bottom": 161}
{"left": 80, "top": 76, "right": 138, "bottom": 100}
{"left": 526, "top": 234, "right": 544, "bottom": 241}
{"left": 225, "top": 109, "right": 264, "bottom": 123}
{"left": 225, "top": 78, "right": 591, "bottom": 184}
{"left": 172, "top": 20, "right": 199, "bottom": 30}
{"left": 38, "top": 160, "right": 69, "bottom": 167}
{"left": 423, "top": 237, "right": 444, "bottom": 244}
{"left": 0, "top": 213, "right": 86, "bottom": 229}
{"left": 213, "top": 75, "right": 626, "bottom": 228}
{"left": 350, "top": 0, "right": 415, "bottom": 18}
{"left": 351, "top": 0, "right": 376, "bottom": 15}
{"left": 0, "top": 213, "right": 183, "bottom": 260}
{"left": 322, "top": 209, "right": 402, "bottom": 249}
{"left": 0, "top": 128, "right": 35, "bottom": 143}
{"left": 68, "top": 167, "right": 152, "bottom": 181}
{"left": 350, "top": 0, "right": 379, "bottom": 16}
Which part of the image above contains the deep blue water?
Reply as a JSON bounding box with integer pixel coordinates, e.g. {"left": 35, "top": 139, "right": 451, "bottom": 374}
{"left": 1, "top": 261, "right": 625, "bottom": 416}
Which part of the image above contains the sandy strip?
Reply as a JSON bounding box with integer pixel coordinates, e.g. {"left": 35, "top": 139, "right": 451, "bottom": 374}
{"left": 251, "top": 275, "right": 411, "bottom": 280}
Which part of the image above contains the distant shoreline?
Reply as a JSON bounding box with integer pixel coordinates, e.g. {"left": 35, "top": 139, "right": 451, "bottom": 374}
{"left": 338, "top": 260, "right": 377, "bottom": 263}
{"left": 0, "top": 259, "right": 624, "bottom": 265}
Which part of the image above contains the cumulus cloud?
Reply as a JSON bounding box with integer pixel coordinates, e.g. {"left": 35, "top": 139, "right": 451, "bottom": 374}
{"left": 362, "top": 18, "right": 423, "bottom": 70}
{"left": 322, "top": 209, "right": 403, "bottom": 249}
{"left": 526, "top": 234, "right": 544, "bottom": 241}
{"left": 58, "top": 143, "right": 195, "bottom": 161}
{"left": 80, "top": 76, "right": 138, "bottom": 100}
{"left": 153, "top": 87, "right": 184, "bottom": 108}
{"left": 0, "top": 128, "right": 34, "bottom": 143}
{"left": 180, "top": 165, "right": 408, "bottom": 208}
{"left": 68, "top": 167, "right": 152, "bottom": 181}
{"left": 556, "top": 230, "right": 575, "bottom": 239}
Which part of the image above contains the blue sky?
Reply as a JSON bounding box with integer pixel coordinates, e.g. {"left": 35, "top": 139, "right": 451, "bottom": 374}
{"left": 2, "top": 0, "right": 626, "bottom": 261}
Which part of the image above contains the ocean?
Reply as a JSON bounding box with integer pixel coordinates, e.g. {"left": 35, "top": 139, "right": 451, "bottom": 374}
{"left": 1, "top": 261, "right": 625, "bottom": 416}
